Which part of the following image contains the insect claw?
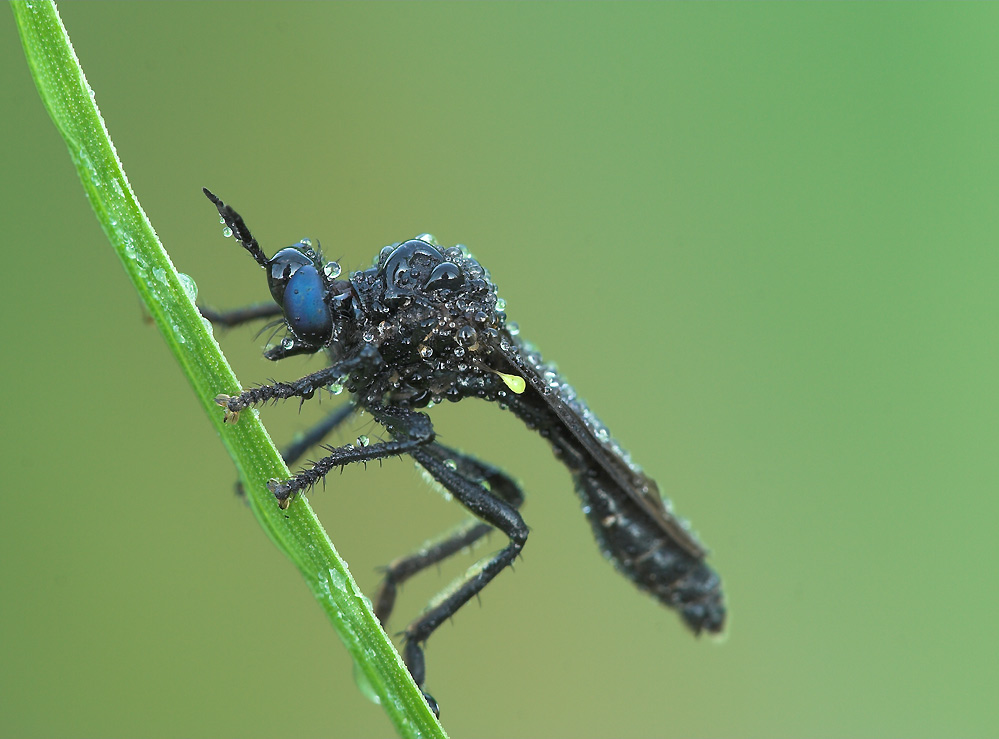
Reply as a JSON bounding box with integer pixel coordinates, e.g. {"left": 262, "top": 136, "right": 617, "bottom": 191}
{"left": 268, "top": 478, "right": 296, "bottom": 507}
{"left": 215, "top": 395, "right": 241, "bottom": 423}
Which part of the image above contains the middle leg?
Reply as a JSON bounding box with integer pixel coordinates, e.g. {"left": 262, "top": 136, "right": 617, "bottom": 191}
{"left": 374, "top": 441, "right": 525, "bottom": 627}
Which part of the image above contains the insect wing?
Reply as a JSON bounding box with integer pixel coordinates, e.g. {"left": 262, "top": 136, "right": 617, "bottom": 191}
{"left": 495, "top": 336, "right": 707, "bottom": 559}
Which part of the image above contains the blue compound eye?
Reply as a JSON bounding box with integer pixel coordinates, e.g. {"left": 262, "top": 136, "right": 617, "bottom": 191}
{"left": 267, "top": 247, "right": 314, "bottom": 304}
{"left": 282, "top": 264, "right": 332, "bottom": 343}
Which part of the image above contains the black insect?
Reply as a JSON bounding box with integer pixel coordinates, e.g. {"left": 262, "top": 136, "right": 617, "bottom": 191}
{"left": 201, "top": 188, "right": 725, "bottom": 715}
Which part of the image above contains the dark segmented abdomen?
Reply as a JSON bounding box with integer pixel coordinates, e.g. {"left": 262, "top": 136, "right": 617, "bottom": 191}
{"left": 573, "top": 467, "right": 725, "bottom": 634}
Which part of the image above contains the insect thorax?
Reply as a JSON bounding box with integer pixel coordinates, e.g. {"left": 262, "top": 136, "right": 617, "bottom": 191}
{"left": 340, "top": 241, "right": 514, "bottom": 408}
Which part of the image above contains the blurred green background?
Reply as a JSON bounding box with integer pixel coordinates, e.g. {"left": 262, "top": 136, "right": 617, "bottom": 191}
{"left": 3, "top": 3, "right": 997, "bottom": 737}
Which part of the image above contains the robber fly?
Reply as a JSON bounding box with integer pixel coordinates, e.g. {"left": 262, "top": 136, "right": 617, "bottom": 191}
{"left": 201, "top": 188, "right": 725, "bottom": 715}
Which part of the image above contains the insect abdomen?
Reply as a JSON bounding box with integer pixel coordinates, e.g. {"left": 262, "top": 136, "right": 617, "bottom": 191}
{"left": 574, "top": 469, "right": 725, "bottom": 635}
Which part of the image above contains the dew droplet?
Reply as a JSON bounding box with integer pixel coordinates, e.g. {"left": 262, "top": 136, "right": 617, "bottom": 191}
{"left": 327, "top": 567, "right": 348, "bottom": 593}
{"left": 222, "top": 226, "right": 233, "bottom": 238}
{"left": 495, "top": 297, "right": 507, "bottom": 311}
{"left": 353, "top": 661, "right": 382, "bottom": 705}
{"left": 419, "top": 345, "right": 434, "bottom": 359}
{"left": 177, "top": 272, "right": 198, "bottom": 301}
{"left": 457, "top": 325, "right": 477, "bottom": 345}
{"left": 356, "top": 435, "right": 369, "bottom": 447}
{"left": 323, "top": 261, "right": 341, "bottom": 279}
{"left": 444, "top": 459, "right": 458, "bottom": 471}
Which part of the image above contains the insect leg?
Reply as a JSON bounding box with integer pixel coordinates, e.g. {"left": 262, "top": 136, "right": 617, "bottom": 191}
{"left": 374, "top": 442, "right": 524, "bottom": 627}
{"left": 266, "top": 405, "right": 435, "bottom": 503}
{"left": 198, "top": 302, "right": 282, "bottom": 328}
{"left": 215, "top": 347, "right": 382, "bottom": 421}
{"left": 400, "top": 447, "right": 529, "bottom": 707}
{"left": 280, "top": 401, "right": 356, "bottom": 468}
{"left": 229, "top": 401, "right": 358, "bottom": 500}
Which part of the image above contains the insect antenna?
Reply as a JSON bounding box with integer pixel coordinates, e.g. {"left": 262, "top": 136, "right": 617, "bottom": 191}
{"left": 203, "top": 187, "right": 270, "bottom": 268}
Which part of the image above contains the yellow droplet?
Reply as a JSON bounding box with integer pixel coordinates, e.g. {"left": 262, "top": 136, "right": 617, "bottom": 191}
{"left": 496, "top": 371, "right": 526, "bottom": 394}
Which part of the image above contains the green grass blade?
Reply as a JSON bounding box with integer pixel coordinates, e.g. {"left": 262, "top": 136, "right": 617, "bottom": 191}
{"left": 10, "top": 2, "right": 447, "bottom": 736}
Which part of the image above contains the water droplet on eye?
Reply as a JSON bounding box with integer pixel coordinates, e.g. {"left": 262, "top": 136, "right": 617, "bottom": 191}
{"left": 357, "top": 435, "right": 369, "bottom": 447}
{"left": 495, "top": 297, "right": 506, "bottom": 311}
{"left": 419, "top": 345, "right": 434, "bottom": 359}
{"left": 444, "top": 459, "right": 458, "bottom": 471}
{"left": 222, "top": 226, "right": 233, "bottom": 238}
{"left": 177, "top": 272, "right": 198, "bottom": 301}
{"left": 323, "top": 261, "right": 341, "bottom": 279}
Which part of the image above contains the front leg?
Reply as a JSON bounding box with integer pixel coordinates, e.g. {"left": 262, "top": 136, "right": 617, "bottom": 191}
{"left": 198, "top": 302, "right": 282, "bottom": 329}
{"left": 215, "top": 348, "right": 382, "bottom": 422}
